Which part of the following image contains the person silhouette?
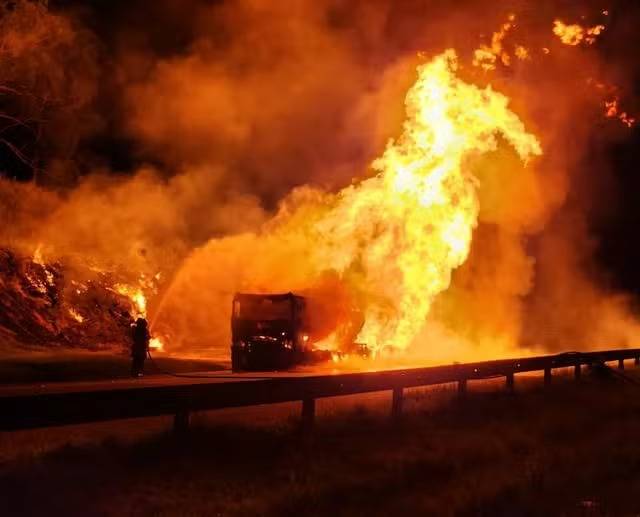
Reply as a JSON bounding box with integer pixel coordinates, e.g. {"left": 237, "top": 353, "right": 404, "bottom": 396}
{"left": 131, "top": 317, "right": 150, "bottom": 377}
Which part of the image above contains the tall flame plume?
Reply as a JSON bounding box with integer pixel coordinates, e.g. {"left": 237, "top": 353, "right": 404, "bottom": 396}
{"left": 261, "top": 50, "right": 542, "bottom": 354}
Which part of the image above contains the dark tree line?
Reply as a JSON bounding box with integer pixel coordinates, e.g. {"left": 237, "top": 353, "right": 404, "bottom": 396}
{"left": 0, "top": 0, "right": 98, "bottom": 185}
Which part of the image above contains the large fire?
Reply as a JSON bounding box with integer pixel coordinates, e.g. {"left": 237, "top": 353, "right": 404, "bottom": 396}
{"left": 91, "top": 18, "right": 634, "bottom": 358}
{"left": 265, "top": 50, "right": 541, "bottom": 353}
{"left": 1, "top": 2, "right": 639, "bottom": 363}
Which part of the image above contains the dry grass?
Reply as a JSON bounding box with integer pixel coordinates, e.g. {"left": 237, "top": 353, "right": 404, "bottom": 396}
{"left": 2, "top": 370, "right": 640, "bottom": 516}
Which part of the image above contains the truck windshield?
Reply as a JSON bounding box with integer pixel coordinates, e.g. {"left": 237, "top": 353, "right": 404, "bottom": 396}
{"left": 234, "top": 298, "right": 292, "bottom": 321}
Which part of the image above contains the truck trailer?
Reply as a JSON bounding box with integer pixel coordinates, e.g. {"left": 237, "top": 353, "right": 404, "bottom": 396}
{"left": 230, "top": 292, "right": 318, "bottom": 371}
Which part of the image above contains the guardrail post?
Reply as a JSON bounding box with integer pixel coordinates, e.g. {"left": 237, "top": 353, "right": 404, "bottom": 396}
{"left": 574, "top": 363, "right": 582, "bottom": 380}
{"left": 457, "top": 379, "right": 467, "bottom": 397}
{"left": 505, "top": 373, "right": 515, "bottom": 393}
{"left": 544, "top": 367, "right": 552, "bottom": 387}
{"left": 173, "top": 410, "right": 190, "bottom": 434}
{"left": 618, "top": 359, "right": 625, "bottom": 370}
{"left": 392, "top": 387, "right": 404, "bottom": 418}
{"left": 301, "top": 398, "right": 315, "bottom": 430}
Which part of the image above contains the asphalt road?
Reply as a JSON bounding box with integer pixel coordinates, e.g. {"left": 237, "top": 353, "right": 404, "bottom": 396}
{"left": 0, "top": 352, "right": 567, "bottom": 399}
{"left": 0, "top": 369, "right": 317, "bottom": 397}
{"left": 0, "top": 360, "right": 411, "bottom": 397}
{"left": 0, "top": 354, "right": 430, "bottom": 398}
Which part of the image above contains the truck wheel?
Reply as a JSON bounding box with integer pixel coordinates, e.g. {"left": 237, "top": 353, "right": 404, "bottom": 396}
{"left": 231, "top": 349, "right": 242, "bottom": 372}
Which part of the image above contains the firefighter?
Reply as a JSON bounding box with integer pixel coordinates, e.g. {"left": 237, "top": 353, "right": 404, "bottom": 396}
{"left": 131, "top": 317, "right": 150, "bottom": 377}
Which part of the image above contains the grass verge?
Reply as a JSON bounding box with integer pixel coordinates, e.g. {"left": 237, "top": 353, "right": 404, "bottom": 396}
{"left": 2, "top": 370, "right": 640, "bottom": 515}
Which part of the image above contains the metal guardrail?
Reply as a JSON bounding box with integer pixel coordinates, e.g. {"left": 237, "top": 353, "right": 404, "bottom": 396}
{"left": 1, "top": 348, "right": 638, "bottom": 432}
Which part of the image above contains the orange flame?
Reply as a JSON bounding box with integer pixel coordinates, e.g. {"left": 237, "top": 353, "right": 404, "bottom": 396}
{"left": 267, "top": 50, "right": 541, "bottom": 354}
{"left": 473, "top": 14, "right": 518, "bottom": 71}
{"left": 114, "top": 276, "right": 166, "bottom": 352}
{"left": 68, "top": 307, "right": 84, "bottom": 323}
{"left": 553, "top": 20, "right": 605, "bottom": 46}
{"left": 149, "top": 337, "right": 164, "bottom": 352}
{"left": 113, "top": 283, "right": 147, "bottom": 318}
{"left": 604, "top": 98, "right": 636, "bottom": 128}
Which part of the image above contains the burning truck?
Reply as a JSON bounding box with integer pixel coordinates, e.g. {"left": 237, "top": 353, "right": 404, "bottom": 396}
{"left": 231, "top": 291, "right": 367, "bottom": 371}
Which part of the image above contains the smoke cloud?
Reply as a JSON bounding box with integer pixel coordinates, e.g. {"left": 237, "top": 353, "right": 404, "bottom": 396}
{"left": 1, "top": 0, "right": 639, "bottom": 362}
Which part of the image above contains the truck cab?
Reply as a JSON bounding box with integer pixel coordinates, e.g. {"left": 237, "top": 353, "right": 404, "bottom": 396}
{"left": 231, "top": 292, "right": 311, "bottom": 371}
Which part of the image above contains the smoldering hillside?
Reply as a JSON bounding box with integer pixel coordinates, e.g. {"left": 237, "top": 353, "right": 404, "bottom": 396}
{"left": 1, "top": 0, "right": 639, "bottom": 360}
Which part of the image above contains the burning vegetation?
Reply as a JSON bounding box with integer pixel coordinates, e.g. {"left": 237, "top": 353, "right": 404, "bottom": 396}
{"left": 0, "top": 248, "right": 134, "bottom": 351}
{"left": 0, "top": 0, "right": 639, "bottom": 364}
